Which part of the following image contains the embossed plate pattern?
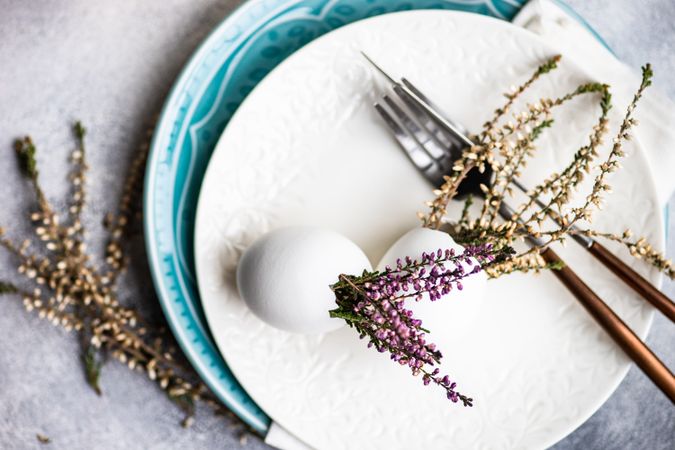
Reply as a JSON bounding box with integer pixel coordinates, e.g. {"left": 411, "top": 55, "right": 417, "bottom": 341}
{"left": 143, "top": 0, "right": 627, "bottom": 438}
{"left": 194, "top": 10, "right": 663, "bottom": 450}
{"left": 144, "top": 0, "right": 535, "bottom": 434}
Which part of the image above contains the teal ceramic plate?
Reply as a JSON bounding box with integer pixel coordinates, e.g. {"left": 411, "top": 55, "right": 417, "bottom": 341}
{"left": 143, "top": 0, "right": 610, "bottom": 434}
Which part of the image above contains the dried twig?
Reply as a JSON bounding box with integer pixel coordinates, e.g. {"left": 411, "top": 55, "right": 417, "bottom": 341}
{"left": 420, "top": 59, "right": 669, "bottom": 279}
{"left": 1, "top": 124, "right": 252, "bottom": 438}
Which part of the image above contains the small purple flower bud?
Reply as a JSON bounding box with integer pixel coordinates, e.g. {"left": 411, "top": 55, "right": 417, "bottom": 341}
{"left": 329, "top": 244, "right": 502, "bottom": 408}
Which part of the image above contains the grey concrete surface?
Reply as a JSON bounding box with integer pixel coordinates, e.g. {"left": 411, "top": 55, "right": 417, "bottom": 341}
{"left": 0, "top": 1, "right": 673, "bottom": 449}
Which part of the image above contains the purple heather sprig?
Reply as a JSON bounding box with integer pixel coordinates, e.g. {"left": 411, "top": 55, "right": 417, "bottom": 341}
{"left": 330, "top": 243, "right": 506, "bottom": 407}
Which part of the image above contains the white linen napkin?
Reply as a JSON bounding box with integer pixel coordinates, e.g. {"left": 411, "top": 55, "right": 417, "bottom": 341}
{"left": 264, "top": 2, "right": 675, "bottom": 448}
{"left": 513, "top": 0, "right": 675, "bottom": 206}
{"left": 265, "top": 422, "right": 312, "bottom": 450}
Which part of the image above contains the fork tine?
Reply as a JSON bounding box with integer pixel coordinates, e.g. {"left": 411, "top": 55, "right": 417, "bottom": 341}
{"left": 396, "top": 78, "right": 474, "bottom": 148}
{"left": 401, "top": 78, "right": 469, "bottom": 135}
{"left": 392, "top": 85, "right": 455, "bottom": 152}
{"left": 382, "top": 96, "right": 447, "bottom": 161}
{"left": 396, "top": 81, "right": 473, "bottom": 161}
{"left": 360, "top": 52, "right": 398, "bottom": 85}
{"left": 374, "top": 102, "right": 435, "bottom": 171}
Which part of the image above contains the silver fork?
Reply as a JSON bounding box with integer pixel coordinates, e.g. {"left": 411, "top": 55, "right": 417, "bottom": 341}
{"left": 366, "top": 53, "right": 675, "bottom": 324}
{"left": 365, "top": 55, "right": 675, "bottom": 402}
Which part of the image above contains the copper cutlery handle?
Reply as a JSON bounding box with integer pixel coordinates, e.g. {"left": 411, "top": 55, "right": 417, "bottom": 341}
{"left": 366, "top": 59, "right": 675, "bottom": 401}
{"left": 587, "top": 241, "right": 675, "bottom": 323}
{"left": 540, "top": 247, "right": 675, "bottom": 403}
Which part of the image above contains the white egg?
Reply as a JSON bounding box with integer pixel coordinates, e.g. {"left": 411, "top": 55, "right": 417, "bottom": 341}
{"left": 377, "top": 227, "right": 487, "bottom": 340}
{"left": 236, "top": 226, "right": 372, "bottom": 334}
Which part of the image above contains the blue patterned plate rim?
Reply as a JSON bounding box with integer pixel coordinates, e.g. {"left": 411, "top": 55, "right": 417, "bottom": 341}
{"left": 143, "top": 0, "right": 616, "bottom": 437}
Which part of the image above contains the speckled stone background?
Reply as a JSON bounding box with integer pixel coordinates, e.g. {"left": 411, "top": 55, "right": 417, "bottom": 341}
{"left": 0, "top": 1, "right": 673, "bottom": 449}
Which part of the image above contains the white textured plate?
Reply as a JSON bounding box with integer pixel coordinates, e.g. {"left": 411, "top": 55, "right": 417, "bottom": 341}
{"left": 194, "top": 11, "right": 663, "bottom": 450}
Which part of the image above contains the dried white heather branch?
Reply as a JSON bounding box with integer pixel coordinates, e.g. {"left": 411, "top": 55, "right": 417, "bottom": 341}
{"left": 421, "top": 60, "right": 668, "bottom": 280}
{"left": 569, "top": 228, "right": 674, "bottom": 278}
{"left": 0, "top": 123, "right": 253, "bottom": 439}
